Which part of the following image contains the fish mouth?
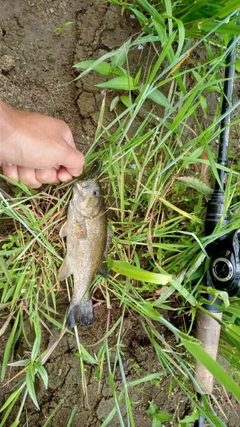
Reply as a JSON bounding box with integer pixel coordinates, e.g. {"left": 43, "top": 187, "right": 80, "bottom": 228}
{"left": 77, "top": 159, "right": 102, "bottom": 182}
{"left": 81, "top": 179, "right": 98, "bottom": 188}
{"left": 74, "top": 179, "right": 98, "bottom": 193}
{"left": 58, "top": 159, "right": 102, "bottom": 189}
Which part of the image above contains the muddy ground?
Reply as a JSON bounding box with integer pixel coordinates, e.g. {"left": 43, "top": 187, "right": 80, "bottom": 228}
{"left": 0, "top": 1, "right": 240, "bottom": 426}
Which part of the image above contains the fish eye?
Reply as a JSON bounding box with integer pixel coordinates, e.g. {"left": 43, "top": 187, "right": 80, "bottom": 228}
{"left": 92, "top": 189, "right": 99, "bottom": 197}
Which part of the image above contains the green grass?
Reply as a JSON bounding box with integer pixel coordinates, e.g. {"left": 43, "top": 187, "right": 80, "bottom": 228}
{"left": 1, "top": 1, "right": 240, "bottom": 426}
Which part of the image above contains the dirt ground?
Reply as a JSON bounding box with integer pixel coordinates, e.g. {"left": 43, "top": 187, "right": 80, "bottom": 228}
{"left": 0, "top": 1, "right": 240, "bottom": 426}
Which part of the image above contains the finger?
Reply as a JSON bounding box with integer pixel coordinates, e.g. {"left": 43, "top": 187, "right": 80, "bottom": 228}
{"left": 56, "top": 144, "right": 85, "bottom": 177}
{"left": 60, "top": 122, "right": 76, "bottom": 148}
{"left": 2, "top": 163, "right": 19, "bottom": 182}
{"left": 18, "top": 167, "right": 42, "bottom": 188}
{"left": 57, "top": 167, "right": 74, "bottom": 183}
{"left": 35, "top": 168, "right": 60, "bottom": 184}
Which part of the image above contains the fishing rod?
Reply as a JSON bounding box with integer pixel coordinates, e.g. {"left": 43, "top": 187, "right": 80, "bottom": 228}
{"left": 194, "top": 31, "right": 240, "bottom": 427}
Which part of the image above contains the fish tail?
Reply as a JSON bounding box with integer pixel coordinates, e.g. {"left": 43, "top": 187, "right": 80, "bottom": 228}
{"left": 66, "top": 300, "right": 94, "bottom": 328}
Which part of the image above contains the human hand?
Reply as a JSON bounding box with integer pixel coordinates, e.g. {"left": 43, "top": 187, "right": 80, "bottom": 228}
{"left": 0, "top": 100, "right": 85, "bottom": 188}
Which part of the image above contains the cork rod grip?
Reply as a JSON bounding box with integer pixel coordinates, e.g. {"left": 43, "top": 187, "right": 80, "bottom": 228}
{"left": 195, "top": 310, "right": 222, "bottom": 393}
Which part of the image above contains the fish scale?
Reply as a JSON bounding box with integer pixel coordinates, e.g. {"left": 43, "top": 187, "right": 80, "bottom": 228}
{"left": 58, "top": 179, "right": 107, "bottom": 328}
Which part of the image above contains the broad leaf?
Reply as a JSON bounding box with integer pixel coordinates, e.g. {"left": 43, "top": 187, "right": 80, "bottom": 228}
{"left": 95, "top": 76, "right": 138, "bottom": 90}
{"left": 107, "top": 258, "right": 172, "bottom": 285}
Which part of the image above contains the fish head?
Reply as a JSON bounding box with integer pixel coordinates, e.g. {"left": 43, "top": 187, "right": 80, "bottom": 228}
{"left": 72, "top": 179, "right": 104, "bottom": 218}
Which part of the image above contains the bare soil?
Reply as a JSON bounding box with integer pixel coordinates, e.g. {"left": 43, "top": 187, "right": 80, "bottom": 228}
{"left": 0, "top": 1, "right": 239, "bottom": 426}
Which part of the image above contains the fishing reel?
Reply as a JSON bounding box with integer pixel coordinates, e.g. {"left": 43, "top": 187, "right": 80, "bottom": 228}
{"left": 204, "top": 188, "right": 240, "bottom": 298}
{"left": 207, "top": 229, "right": 240, "bottom": 297}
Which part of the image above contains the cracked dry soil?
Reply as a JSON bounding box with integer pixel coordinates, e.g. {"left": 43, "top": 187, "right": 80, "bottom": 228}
{"left": 0, "top": 1, "right": 240, "bottom": 426}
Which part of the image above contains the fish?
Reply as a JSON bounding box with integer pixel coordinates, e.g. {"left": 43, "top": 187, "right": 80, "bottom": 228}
{"left": 58, "top": 178, "right": 108, "bottom": 328}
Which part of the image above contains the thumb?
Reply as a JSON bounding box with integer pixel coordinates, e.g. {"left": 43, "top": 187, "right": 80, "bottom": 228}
{"left": 56, "top": 143, "right": 85, "bottom": 177}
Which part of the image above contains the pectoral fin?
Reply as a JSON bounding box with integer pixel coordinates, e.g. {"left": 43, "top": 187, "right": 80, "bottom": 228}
{"left": 58, "top": 257, "right": 72, "bottom": 281}
{"left": 74, "top": 220, "right": 87, "bottom": 239}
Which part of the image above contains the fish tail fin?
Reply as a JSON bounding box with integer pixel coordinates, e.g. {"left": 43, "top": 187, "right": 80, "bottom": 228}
{"left": 66, "top": 300, "right": 94, "bottom": 329}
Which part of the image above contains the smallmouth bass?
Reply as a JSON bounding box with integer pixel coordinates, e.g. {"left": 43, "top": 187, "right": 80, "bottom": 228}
{"left": 58, "top": 179, "right": 107, "bottom": 328}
